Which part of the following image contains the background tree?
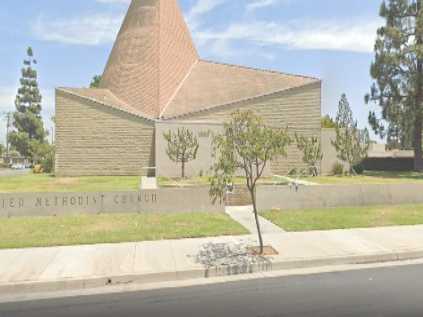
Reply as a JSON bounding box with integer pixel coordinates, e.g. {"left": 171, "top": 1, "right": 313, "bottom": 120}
{"left": 90, "top": 75, "right": 102, "bottom": 88}
{"left": 210, "top": 110, "right": 291, "bottom": 254}
{"left": 321, "top": 115, "right": 337, "bottom": 129}
{"left": 163, "top": 128, "right": 199, "bottom": 178}
{"left": 295, "top": 134, "right": 323, "bottom": 176}
{"left": 366, "top": 0, "right": 423, "bottom": 169}
{"left": 9, "top": 47, "right": 47, "bottom": 160}
{"left": 333, "top": 94, "right": 370, "bottom": 175}
{"left": 0, "top": 144, "right": 4, "bottom": 158}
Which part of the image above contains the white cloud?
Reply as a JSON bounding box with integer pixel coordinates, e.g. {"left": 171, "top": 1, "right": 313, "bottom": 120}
{"left": 31, "top": 0, "right": 379, "bottom": 55}
{"left": 31, "top": 0, "right": 225, "bottom": 46}
{"left": 32, "top": 13, "right": 124, "bottom": 46}
{"left": 195, "top": 19, "right": 380, "bottom": 53}
{"left": 186, "top": 0, "right": 226, "bottom": 31}
{"left": 246, "top": 0, "right": 284, "bottom": 12}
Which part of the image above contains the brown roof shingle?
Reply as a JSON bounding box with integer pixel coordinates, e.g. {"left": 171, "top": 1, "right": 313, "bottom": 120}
{"left": 57, "top": 88, "right": 154, "bottom": 120}
{"left": 99, "top": 0, "right": 198, "bottom": 118}
{"left": 160, "top": 60, "right": 319, "bottom": 119}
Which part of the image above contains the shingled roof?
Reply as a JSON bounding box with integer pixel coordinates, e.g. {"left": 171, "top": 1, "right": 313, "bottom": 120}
{"left": 57, "top": 88, "right": 154, "bottom": 121}
{"left": 99, "top": 0, "right": 198, "bottom": 118}
{"left": 161, "top": 60, "right": 318, "bottom": 119}
{"left": 62, "top": 0, "right": 320, "bottom": 120}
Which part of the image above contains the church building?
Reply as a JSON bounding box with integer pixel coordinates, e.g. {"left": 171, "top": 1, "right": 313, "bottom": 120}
{"left": 55, "top": 0, "right": 322, "bottom": 177}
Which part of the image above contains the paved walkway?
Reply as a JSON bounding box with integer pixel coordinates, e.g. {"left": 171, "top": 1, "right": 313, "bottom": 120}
{"left": 140, "top": 176, "right": 158, "bottom": 190}
{"left": 225, "top": 205, "right": 285, "bottom": 234}
{"left": 2, "top": 225, "right": 423, "bottom": 296}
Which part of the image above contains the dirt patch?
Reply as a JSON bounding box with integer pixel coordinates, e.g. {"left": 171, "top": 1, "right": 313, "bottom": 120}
{"left": 53, "top": 178, "right": 80, "bottom": 186}
{"left": 248, "top": 245, "right": 279, "bottom": 256}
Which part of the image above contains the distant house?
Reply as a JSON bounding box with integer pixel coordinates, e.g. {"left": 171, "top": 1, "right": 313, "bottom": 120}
{"left": 55, "top": 0, "right": 322, "bottom": 177}
{"left": 2, "top": 153, "right": 29, "bottom": 168}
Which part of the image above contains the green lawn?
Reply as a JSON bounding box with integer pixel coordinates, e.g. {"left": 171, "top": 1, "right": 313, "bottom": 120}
{"left": 262, "top": 204, "right": 423, "bottom": 232}
{"left": 0, "top": 212, "right": 248, "bottom": 249}
{"left": 0, "top": 174, "right": 288, "bottom": 193}
{"left": 1, "top": 171, "right": 423, "bottom": 193}
{"left": 0, "top": 174, "right": 141, "bottom": 193}
{"left": 158, "top": 176, "right": 288, "bottom": 187}
{"left": 303, "top": 171, "right": 423, "bottom": 185}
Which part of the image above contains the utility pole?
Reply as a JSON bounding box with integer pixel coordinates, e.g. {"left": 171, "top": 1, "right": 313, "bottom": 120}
{"left": 2, "top": 111, "right": 12, "bottom": 159}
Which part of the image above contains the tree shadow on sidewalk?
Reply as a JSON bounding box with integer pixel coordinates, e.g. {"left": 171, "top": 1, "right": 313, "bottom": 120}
{"left": 191, "top": 241, "right": 273, "bottom": 278}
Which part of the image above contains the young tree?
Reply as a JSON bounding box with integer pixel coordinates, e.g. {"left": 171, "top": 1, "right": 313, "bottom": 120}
{"left": 163, "top": 128, "right": 199, "bottom": 178}
{"left": 295, "top": 134, "right": 323, "bottom": 176}
{"left": 333, "top": 94, "right": 370, "bottom": 174}
{"left": 210, "top": 110, "right": 291, "bottom": 254}
{"left": 90, "top": 75, "right": 102, "bottom": 88}
{"left": 9, "top": 47, "right": 46, "bottom": 160}
{"left": 366, "top": 0, "right": 423, "bottom": 170}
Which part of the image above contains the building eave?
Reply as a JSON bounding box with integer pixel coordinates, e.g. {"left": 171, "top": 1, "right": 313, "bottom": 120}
{"left": 56, "top": 88, "right": 156, "bottom": 123}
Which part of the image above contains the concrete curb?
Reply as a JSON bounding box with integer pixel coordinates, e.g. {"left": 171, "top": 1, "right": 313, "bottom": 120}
{"left": 2, "top": 249, "right": 423, "bottom": 297}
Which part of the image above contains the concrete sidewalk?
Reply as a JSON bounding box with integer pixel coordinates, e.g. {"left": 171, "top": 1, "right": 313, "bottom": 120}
{"left": 2, "top": 225, "right": 423, "bottom": 297}
{"left": 225, "top": 205, "right": 285, "bottom": 234}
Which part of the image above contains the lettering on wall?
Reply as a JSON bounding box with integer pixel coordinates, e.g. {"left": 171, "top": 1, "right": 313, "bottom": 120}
{"left": 0, "top": 192, "right": 158, "bottom": 215}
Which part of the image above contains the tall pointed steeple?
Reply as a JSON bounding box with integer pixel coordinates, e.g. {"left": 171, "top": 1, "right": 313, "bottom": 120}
{"left": 100, "top": 0, "right": 198, "bottom": 118}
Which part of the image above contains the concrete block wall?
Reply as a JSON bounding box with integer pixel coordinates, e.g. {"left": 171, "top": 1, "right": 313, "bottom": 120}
{"left": 155, "top": 121, "right": 223, "bottom": 178}
{"left": 55, "top": 90, "right": 155, "bottom": 176}
{"left": 55, "top": 82, "right": 322, "bottom": 178}
{"left": 0, "top": 188, "right": 224, "bottom": 218}
{"left": 178, "top": 82, "right": 322, "bottom": 175}
{"left": 257, "top": 184, "right": 423, "bottom": 211}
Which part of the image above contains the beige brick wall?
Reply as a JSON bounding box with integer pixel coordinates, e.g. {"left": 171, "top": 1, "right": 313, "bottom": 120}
{"left": 55, "top": 90, "right": 155, "bottom": 177}
{"left": 177, "top": 82, "right": 322, "bottom": 175}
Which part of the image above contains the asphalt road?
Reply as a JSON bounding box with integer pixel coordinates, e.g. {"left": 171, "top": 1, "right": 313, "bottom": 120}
{"left": 1, "top": 264, "right": 423, "bottom": 317}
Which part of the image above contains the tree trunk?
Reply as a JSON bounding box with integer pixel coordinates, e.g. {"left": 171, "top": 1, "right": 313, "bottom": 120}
{"left": 250, "top": 187, "right": 264, "bottom": 254}
{"left": 414, "top": 55, "right": 423, "bottom": 169}
{"left": 415, "top": 3, "right": 423, "bottom": 171}
{"left": 181, "top": 161, "right": 185, "bottom": 179}
{"left": 414, "top": 115, "right": 423, "bottom": 171}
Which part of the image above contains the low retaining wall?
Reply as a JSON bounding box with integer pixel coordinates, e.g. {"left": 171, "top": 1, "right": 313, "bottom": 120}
{"left": 0, "top": 187, "right": 224, "bottom": 218}
{"left": 257, "top": 184, "right": 423, "bottom": 211}
{"left": 3, "top": 183, "right": 423, "bottom": 217}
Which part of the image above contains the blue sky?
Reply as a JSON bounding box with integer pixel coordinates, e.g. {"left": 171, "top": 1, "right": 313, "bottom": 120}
{"left": 0, "top": 0, "right": 383, "bottom": 144}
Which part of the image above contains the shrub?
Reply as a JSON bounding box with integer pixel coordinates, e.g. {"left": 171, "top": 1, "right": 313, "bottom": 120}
{"left": 31, "top": 142, "right": 55, "bottom": 174}
{"left": 41, "top": 151, "right": 55, "bottom": 173}
{"left": 33, "top": 164, "right": 44, "bottom": 174}
{"left": 287, "top": 168, "right": 298, "bottom": 177}
{"left": 352, "top": 163, "right": 364, "bottom": 175}
{"left": 331, "top": 162, "right": 344, "bottom": 176}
